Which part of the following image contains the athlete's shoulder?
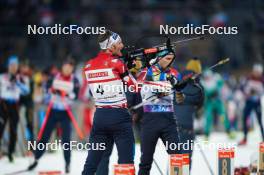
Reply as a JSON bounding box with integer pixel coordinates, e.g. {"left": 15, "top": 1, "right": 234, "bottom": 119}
{"left": 84, "top": 52, "right": 103, "bottom": 67}
{"left": 110, "top": 56, "right": 125, "bottom": 65}
{"left": 84, "top": 57, "right": 96, "bottom": 71}
{"left": 109, "top": 57, "right": 128, "bottom": 74}
{"left": 169, "top": 67, "right": 179, "bottom": 76}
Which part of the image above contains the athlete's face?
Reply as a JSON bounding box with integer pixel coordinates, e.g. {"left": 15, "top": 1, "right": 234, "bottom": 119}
{"left": 110, "top": 40, "right": 124, "bottom": 56}
{"left": 8, "top": 63, "right": 18, "bottom": 75}
{"left": 253, "top": 71, "right": 261, "bottom": 78}
{"left": 62, "top": 63, "right": 74, "bottom": 76}
{"left": 20, "top": 64, "right": 30, "bottom": 74}
{"left": 252, "top": 69, "right": 263, "bottom": 78}
{"left": 158, "top": 54, "right": 174, "bottom": 69}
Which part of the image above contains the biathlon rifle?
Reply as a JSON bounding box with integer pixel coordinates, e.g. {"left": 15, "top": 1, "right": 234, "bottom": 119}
{"left": 122, "top": 35, "right": 205, "bottom": 69}
{"left": 169, "top": 57, "right": 230, "bottom": 90}
{"left": 130, "top": 58, "right": 230, "bottom": 111}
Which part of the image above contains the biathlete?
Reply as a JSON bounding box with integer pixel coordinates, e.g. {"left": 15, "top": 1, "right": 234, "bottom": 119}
{"left": 136, "top": 49, "right": 182, "bottom": 175}
{"left": 0, "top": 56, "right": 29, "bottom": 162}
{"left": 82, "top": 30, "right": 137, "bottom": 175}
{"left": 28, "top": 58, "right": 80, "bottom": 174}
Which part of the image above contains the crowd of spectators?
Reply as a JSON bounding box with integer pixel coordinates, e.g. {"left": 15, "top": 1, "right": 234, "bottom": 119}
{"left": 0, "top": 0, "right": 263, "bottom": 70}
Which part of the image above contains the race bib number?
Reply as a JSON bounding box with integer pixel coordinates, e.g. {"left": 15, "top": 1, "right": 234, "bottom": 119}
{"left": 218, "top": 148, "right": 234, "bottom": 175}
{"left": 89, "top": 80, "right": 126, "bottom": 106}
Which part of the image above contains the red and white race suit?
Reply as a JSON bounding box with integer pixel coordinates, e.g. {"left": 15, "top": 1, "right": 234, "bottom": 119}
{"left": 84, "top": 52, "right": 137, "bottom": 108}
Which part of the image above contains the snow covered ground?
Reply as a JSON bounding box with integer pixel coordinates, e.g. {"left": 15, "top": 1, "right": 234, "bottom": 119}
{"left": 0, "top": 131, "right": 261, "bottom": 175}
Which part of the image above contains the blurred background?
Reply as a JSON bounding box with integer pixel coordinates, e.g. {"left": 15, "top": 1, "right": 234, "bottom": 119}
{"left": 0, "top": 1, "right": 264, "bottom": 174}
{"left": 0, "top": 0, "right": 264, "bottom": 71}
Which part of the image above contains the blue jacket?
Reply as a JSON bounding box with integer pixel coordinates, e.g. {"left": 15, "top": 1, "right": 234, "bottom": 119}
{"left": 174, "top": 70, "right": 204, "bottom": 129}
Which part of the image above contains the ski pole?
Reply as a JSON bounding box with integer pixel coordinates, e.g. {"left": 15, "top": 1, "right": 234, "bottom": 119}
{"left": 153, "top": 158, "right": 164, "bottom": 175}
{"left": 61, "top": 96, "right": 84, "bottom": 140}
{"left": 37, "top": 96, "right": 54, "bottom": 141}
{"left": 196, "top": 143, "right": 215, "bottom": 175}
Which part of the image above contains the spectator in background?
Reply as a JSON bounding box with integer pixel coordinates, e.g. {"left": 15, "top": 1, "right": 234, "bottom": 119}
{"left": 28, "top": 58, "right": 80, "bottom": 173}
{"left": 239, "top": 63, "right": 264, "bottom": 145}
{"left": 19, "top": 61, "right": 35, "bottom": 141}
{"left": 0, "top": 55, "right": 29, "bottom": 162}
{"left": 174, "top": 58, "right": 204, "bottom": 169}
{"left": 201, "top": 69, "right": 230, "bottom": 139}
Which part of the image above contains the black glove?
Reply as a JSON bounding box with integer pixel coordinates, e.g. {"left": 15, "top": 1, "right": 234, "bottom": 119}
{"left": 121, "top": 46, "right": 136, "bottom": 69}
{"left": 167, "top": 75, "right": 188, "bottom": 91}
{"left": 174, "top": 80, "right": 188, "bottom": 91}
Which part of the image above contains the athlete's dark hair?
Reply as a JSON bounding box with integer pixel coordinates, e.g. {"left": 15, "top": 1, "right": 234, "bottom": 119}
{"left": 97, "top": 30, "right": 112, "bottom": 43}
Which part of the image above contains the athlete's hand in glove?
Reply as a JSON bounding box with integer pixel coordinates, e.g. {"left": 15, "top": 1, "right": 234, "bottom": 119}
{"left": 175, "top": 92, "right": 185, "bottom": 104}
{"left": 168, "top": 75, "right": 188, "bottom": 91}
{"left": 156, "top": 92, "right": 170, "bottom": 98}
